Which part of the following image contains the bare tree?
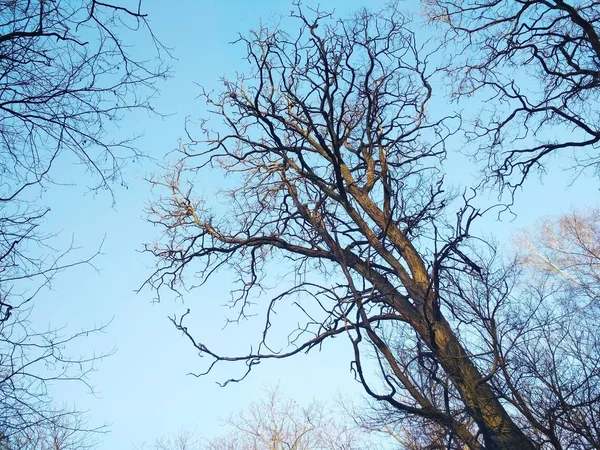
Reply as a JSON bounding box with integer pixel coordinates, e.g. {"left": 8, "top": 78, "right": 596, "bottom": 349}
{"left": 142, "top": 4, "right": 584, "bottom": 448}
{"left": 0, "top": 305, "right": 109, "bottom": 448}
{"left": 0, "top": 0, "right": 168, "bottom": 195}
{"left": 423, "top": 0, "right": 600, "bottom": 189}
{"left": 5, "top": 412, "right": 97, "bottom": 450}
{"left": 140, "top": 388, "right": 385, "bottom": 450}
{"left": 516, "top": 208, "right": 600, "bottom": 305}
{"left": 1, "top": 0, "right": 169, "bottom": 314}
{"left": 137, "top": 429, "right": 200, "bottom": 450}
{"left": 0, "top": 0, "right": 167, "bottom": 445}
{"left": 500, "top": 210, "right": 600, "bottom": 448}
{"left": 206, "top": 387, "right": 374, "bottom": 450}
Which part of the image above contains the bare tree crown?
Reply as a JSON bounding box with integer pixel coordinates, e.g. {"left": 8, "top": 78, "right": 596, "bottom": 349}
{"left": 145, "top": 2, "right": 600, "bottom": 449}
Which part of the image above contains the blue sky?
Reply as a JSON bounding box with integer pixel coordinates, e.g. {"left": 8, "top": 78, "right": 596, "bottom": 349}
{"left": 26, "top": 1, "right": 600, "bottom": 448}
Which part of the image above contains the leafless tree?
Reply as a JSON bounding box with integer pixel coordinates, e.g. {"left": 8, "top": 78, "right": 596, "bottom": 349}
{"left": 5, "top": 412, "right": 97, "bottom": 450}
{"left": 140, "top": 387, "right": 385, "bottom": 450}
{"left": 516, "top": 208, "right": 600, "bottom": 305}
{"left": 0, "top": 305, "right": 109, "bottom": 448}
{"left": 142, "top": 3, "right": 580, "bottom": 448}
{"left": 0, "top": 0, "right": 167, "bottom": 445}
{"left": 1, "top": 0, "right": 169, "bottom": 312}
{"left": 137, "top": 429, "right": 200, "bottom": 450}
{"left": 0, "top": 0, "right": 168, "bottom": 195}
{"left": 206, "top": 387, "right": 375, "bottom": 450}
{"left": 423, "top": 0, "right": 600, "bottom": 189}
{"left": 1, "top": 0, "right": 169, "bottom": 314}
{"left": 501, "top": 210, "right": 600, "bottom": 448}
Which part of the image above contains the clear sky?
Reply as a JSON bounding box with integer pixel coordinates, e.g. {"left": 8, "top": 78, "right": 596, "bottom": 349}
{"left": 26, "top": 1, "right": 600, "bottom": 449}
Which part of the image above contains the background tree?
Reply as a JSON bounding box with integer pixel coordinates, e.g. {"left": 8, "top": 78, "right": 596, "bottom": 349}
{"left": 206, "top": 387, "right": 373, "bottom": 450}
{"left": 516, "top": 208, "right": 600, "bottom": 304}
{"left": 138, "top": 429, "right": 199, "bottom": 450}
{"left": 139, "top": 387, "right": 386, "bottom": 450}
{"left": 0, "top": 0, "right": 167, "bottom": 445}
{"left": 423, "top": 0, "right": 600, "bottom": 189}
{"left": 499, "top": 209, "right": 600, "bottom": 448}
{"left": 0, "top": 305, "right": 107, "bottom": 448}
{"left": 142, "top": 4, "right": 584, "bottom": 448}
{"left": 5, "top": 413, "right": 97, "bottom": 450}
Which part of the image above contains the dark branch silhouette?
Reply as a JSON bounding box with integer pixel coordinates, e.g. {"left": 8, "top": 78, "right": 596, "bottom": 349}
{"left": 0, "top": 0, "right": 168, "bottom": 445}
{"left": 424, "top": 0, "right": 600, "bottom": 190}
{"left": 145, "top": 3, "right": 600, "bottom": 449}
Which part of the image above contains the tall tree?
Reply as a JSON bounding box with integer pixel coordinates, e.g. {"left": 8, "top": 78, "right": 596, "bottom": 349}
{"left": 0, "top": 0, "right": 167, "bottom": 445}
{"left": 142, "top": 4, "right": 574, "bottom": 448}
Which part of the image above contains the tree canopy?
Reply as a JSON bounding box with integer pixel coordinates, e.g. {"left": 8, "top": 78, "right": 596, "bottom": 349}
{"left": 145, "top": 2, "right": 600, "bottom": 448}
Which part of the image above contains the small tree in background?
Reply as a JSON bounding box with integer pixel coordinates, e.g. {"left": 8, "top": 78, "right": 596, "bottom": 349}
{"left": 140, "top": 388, "right": 386, "bottom": 450}
{"left": 516, "top": 208, "right": 600, "bottom": 304}
{"left": 142, "top": 429, "right": 199, "bottom": 450}
{"left": 206, "top": 388, "right": 375, "bottom": 450}
{"left": 5, "top": 413, "right": 97, "bottom": 450}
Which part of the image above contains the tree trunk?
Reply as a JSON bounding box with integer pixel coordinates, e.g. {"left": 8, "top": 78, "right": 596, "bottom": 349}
{"left": 427, "top": 318, "right": 534, "bottom": 449}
